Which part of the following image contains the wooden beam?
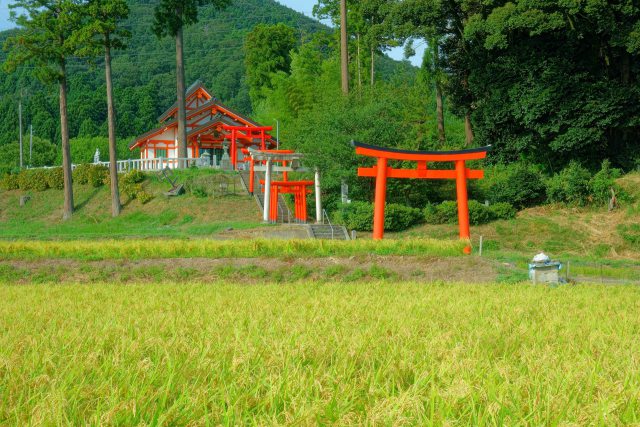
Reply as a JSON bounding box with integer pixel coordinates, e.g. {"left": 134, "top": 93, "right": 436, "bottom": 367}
{"left": 357, "top": 167, "right": 484, "bottom": 180}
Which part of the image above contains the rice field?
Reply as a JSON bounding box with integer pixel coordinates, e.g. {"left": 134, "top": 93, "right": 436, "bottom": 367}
{"left": 1, "top": 281, "right": 639, "bottom": 425}
{"left": 0, "top": 238, "right": 466, "bottom": 261}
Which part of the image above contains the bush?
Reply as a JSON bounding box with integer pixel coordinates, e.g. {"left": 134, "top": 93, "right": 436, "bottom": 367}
{"left": 333, "top": 202, "right": 374, "bottom": 231}
{"left": 481, "top": 163, "right": 546, "bottom": 209}
{"left": 546, "top": 161, "right": 591, "bottom": 205}
{"left": 423, "top": 201, "right": 458, "bottom": 224}
{"left": 488, "top": 202, "right": 517, "bottom": 220}
{"left": 468, "top": 200, "right": 492, "bottom": 225}
{"left": 424, "top": 200, "right": 516, "bottom": 225}
{"left": 589, "top": 160, "right": 624, "bottom": 205}
{"left": 73, "top": 164, "right": 108, "bottom": 187}
{"left": 45, "top": 168, "right": 65, "bottom": 190}
{"left": 120, "top": 170, "right": 153, "bottom": 204}
{"left": 384, "top": 203, "right": 423, "bottom": 231}
{"left": 17, "top": 169, "right": 49, "bottom": 191}
{"left": 334, "top": 201, "right": 422, "bottom": 232}
{"left": 0, "top": 173, "right": 19, "bottom": 190}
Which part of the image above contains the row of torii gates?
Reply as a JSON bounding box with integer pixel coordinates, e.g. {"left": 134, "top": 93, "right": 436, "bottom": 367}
{"left": 224, "top": 124, "right": 490, "bottom": 253}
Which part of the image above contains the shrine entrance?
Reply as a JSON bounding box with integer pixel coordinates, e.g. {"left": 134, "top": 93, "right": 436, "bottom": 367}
{"left": 353, "top": 141, "right": 491, "bottom": 254}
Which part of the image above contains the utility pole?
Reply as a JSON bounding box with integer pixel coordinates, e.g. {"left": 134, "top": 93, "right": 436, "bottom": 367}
{"left": 340, "top": 0, "right": 349, "bottom": 95}
{"left": 18, "top": 99, "right": 23, "bottom": 168}
{"left": 29, "top": 124, "right": 33, "bottom": 165}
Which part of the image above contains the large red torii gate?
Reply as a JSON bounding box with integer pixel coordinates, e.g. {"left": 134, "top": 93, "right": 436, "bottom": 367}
{"left": 353, "top": 141, "right": 491, "bottom": 254}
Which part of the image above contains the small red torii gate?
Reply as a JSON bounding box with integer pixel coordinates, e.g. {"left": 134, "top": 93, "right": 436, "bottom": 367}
{"left": 242, "top": 148, "right": 295, "bottom": 194}
{"left": 222, "top": 125, "right": 273, "bottom": 170}
{"left": 353, "top": 141, "right": 491, "bottom": 254}
{"left": 261, "top": 180, "right": 314, "bottom": 223}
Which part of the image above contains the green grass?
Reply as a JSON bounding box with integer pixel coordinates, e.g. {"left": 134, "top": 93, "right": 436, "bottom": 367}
{"left": 0, "top": 171, "right": 263, "bottom": 240}
{"left": 0, "top": 238, "right": 466, "bottom": 261}
{"left": 1, "top": 282, "right": 639, "bottom": 424}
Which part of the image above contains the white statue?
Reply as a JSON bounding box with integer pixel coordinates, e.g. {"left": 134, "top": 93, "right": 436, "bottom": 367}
{"left": 93, "top": 148, "right": 100, "bottom": 164}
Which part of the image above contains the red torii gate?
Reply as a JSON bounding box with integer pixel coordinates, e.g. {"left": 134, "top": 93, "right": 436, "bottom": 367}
{"left": 261, "top": 180, "right": 314, "bottom": 223}
{"left": 242, "top": 148, "right": 295, "bottom": 194}
{"left": 353, "top": 141, "right": 491, "bottom": 254}
{"left": 222, "top": 125, "right": 273, "bottom": 169}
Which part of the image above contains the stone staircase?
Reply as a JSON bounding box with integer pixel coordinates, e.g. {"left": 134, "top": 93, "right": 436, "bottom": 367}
{"left": 307, "top": 224, "right": 350, "bottom": 240}
{"left": 239, "top": 170, "right": 293, "bottom": 223}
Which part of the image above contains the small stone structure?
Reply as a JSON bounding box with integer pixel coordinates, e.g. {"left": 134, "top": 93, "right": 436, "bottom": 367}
{"left": 528, "top": 253, "right": 562, "bottom": 284}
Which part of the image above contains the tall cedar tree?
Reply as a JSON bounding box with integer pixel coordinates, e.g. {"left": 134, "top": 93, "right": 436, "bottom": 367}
{"left": 72, "top": 0, "right": 130, "bottom": 217}
{"left": 4, "top": 0, "right": 83, "bottom": 220}
{"left": 153, "top": 0, "right": 231, "bottom": 164}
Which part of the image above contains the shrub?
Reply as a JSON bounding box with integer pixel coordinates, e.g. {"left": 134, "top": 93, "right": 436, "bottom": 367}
{"left": 423, "top": 201, "right": 458, "bottom": 224}
{"left": 0, "top": 173, "right": 19, "bottom": 190}
{"left": 17, "top": 169, "right": 49, "bottom": 191}
{"left": 73, "top": 164, "right": 108, "bottom": 187}
{"left": 384, "top": 203, "right": 423, "bottom": 231}
{"left": 481, "top": 163, "right": 546, "bottom": 209}
{"left": 334, "top": 202, "right": 374, "bottom": 231}
{"left": 120, "top": 170, "right": 153, "bottom": 204}
{"left": 468, "top": 200, "right": 492, "bottom": 225}
{"left": 589, "top": 160, "right": 624, "bottom": 205}
{"left": 546, "top": 161, "right": 591, "bottom": 205}
{"left": 45, "top": 168, "right": 65, "bottom": 190}
{"left": 488, "top": 202, "right": 517, "bottom": 220}
{"left": 424, "top": 200, "right": 516, "bottom": 225}
{"left": 334, "top": 201, "right": 422, "bottom": 232}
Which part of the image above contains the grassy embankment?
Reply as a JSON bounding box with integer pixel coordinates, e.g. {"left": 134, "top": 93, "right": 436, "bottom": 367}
{"left": 0, "top": 169, "right": 262, "bottom": 239}
{"left": 1, "top": 282, "right": 639, "bottom": 425}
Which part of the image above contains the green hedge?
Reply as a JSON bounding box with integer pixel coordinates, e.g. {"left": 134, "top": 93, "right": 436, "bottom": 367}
{"left": 73, "top": 164, "right": 109, "bottom": 187}
{"left": 424, "top": 200, "right": 516, "bottom": 225}
{"left": 333, "top": 201, "right": 423, "bottom": 232}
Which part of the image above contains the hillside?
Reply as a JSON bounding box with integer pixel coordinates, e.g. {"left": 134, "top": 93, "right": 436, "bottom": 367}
{"left": 0, "top": 0, "right": 410, "bottom": 152}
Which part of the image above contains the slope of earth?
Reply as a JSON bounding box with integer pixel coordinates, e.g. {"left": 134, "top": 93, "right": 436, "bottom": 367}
{"left": 0, "top": 170, "right": 263, "bottom": 240}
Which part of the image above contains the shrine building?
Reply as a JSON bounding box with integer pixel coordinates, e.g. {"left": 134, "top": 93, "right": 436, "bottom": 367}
{"left": 129, "top": 81, "right": 275, "bottom": 167}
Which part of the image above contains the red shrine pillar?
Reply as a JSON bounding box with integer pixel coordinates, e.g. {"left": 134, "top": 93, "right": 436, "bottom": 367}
{"left": 270, "top": 185, "right": 279, "bottom": 222}
{"left": 373, "top": 157, "right": 388, "bottom": 240}
{"left": 230, "top": 129, "right": 237, "bottom": 170}
{"left": 249, "top": 158, "right": 255, "bottom": 194}
{"left": 455, "top": 160, "right": 472, "bottom": 254}
{"left": 300, "top": 187, "right": 308, "bottom": 223}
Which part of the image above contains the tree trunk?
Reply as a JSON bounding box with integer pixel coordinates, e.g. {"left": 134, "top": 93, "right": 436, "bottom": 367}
{"left": 105, "top": 42, "right": 121, "bottom": 217}
{"left": 356, "top": 33, "right": 362, "bottom": 90}
{"left": 435, "top": 81, "right": 446, "bottom": 143}
{"left": 370, "top": 47, "right": 375, "bottom": 86}
{"left": 175, "top": 26, "right": 188, "bottom": 166}
{"left": 464, "top": 112, "right": 474, "bottom": 145}
{"left": 622, "top": 52, "right": 630, "bottom": 85}
{"left": 59, "top": 61, "right": 73, "bottom": 220}
{"left": 340, "top": 0, "right": 349, "bottom": 95}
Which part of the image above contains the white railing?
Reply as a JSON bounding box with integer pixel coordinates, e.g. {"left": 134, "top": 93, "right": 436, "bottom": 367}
{"left": 96, "top": 157, "right": 215, "bottom": 172}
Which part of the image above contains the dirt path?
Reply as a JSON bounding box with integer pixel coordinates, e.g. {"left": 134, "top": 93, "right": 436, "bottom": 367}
{"left": 2, "top": 255, "right": 498, "bottom": 284}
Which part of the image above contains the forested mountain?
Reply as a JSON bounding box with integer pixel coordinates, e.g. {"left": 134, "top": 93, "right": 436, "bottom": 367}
{"left": 0, "top": 0, "right": 332, "bottom": 148}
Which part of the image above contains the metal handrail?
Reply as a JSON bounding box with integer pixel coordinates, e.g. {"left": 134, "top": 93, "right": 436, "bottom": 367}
{"left": 322, "top": 209, "right": 335, "bottom": 240}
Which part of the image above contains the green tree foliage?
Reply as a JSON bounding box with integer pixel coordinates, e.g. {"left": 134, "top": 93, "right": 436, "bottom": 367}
{"left": 3, "top": 0, "right": 84, "bottom": 220}
{"left": 153, "top": 0, "right": 231, "bottom": 162}
{"left": 464, "top": 0, "right": 640, "bottom": 168}
{"left": 0, "top": 136, "right": 58, "bottom": 169}
{"left": 72, "top": 0, "right": 130, "bottom": 217}
{"left": 244, "top": 23, "right": 297, "bottom": 103}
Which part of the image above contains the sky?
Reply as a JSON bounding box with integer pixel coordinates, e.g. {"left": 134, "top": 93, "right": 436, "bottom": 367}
{"left": 0, "top": 1, "right": 422, "bottom": 65}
